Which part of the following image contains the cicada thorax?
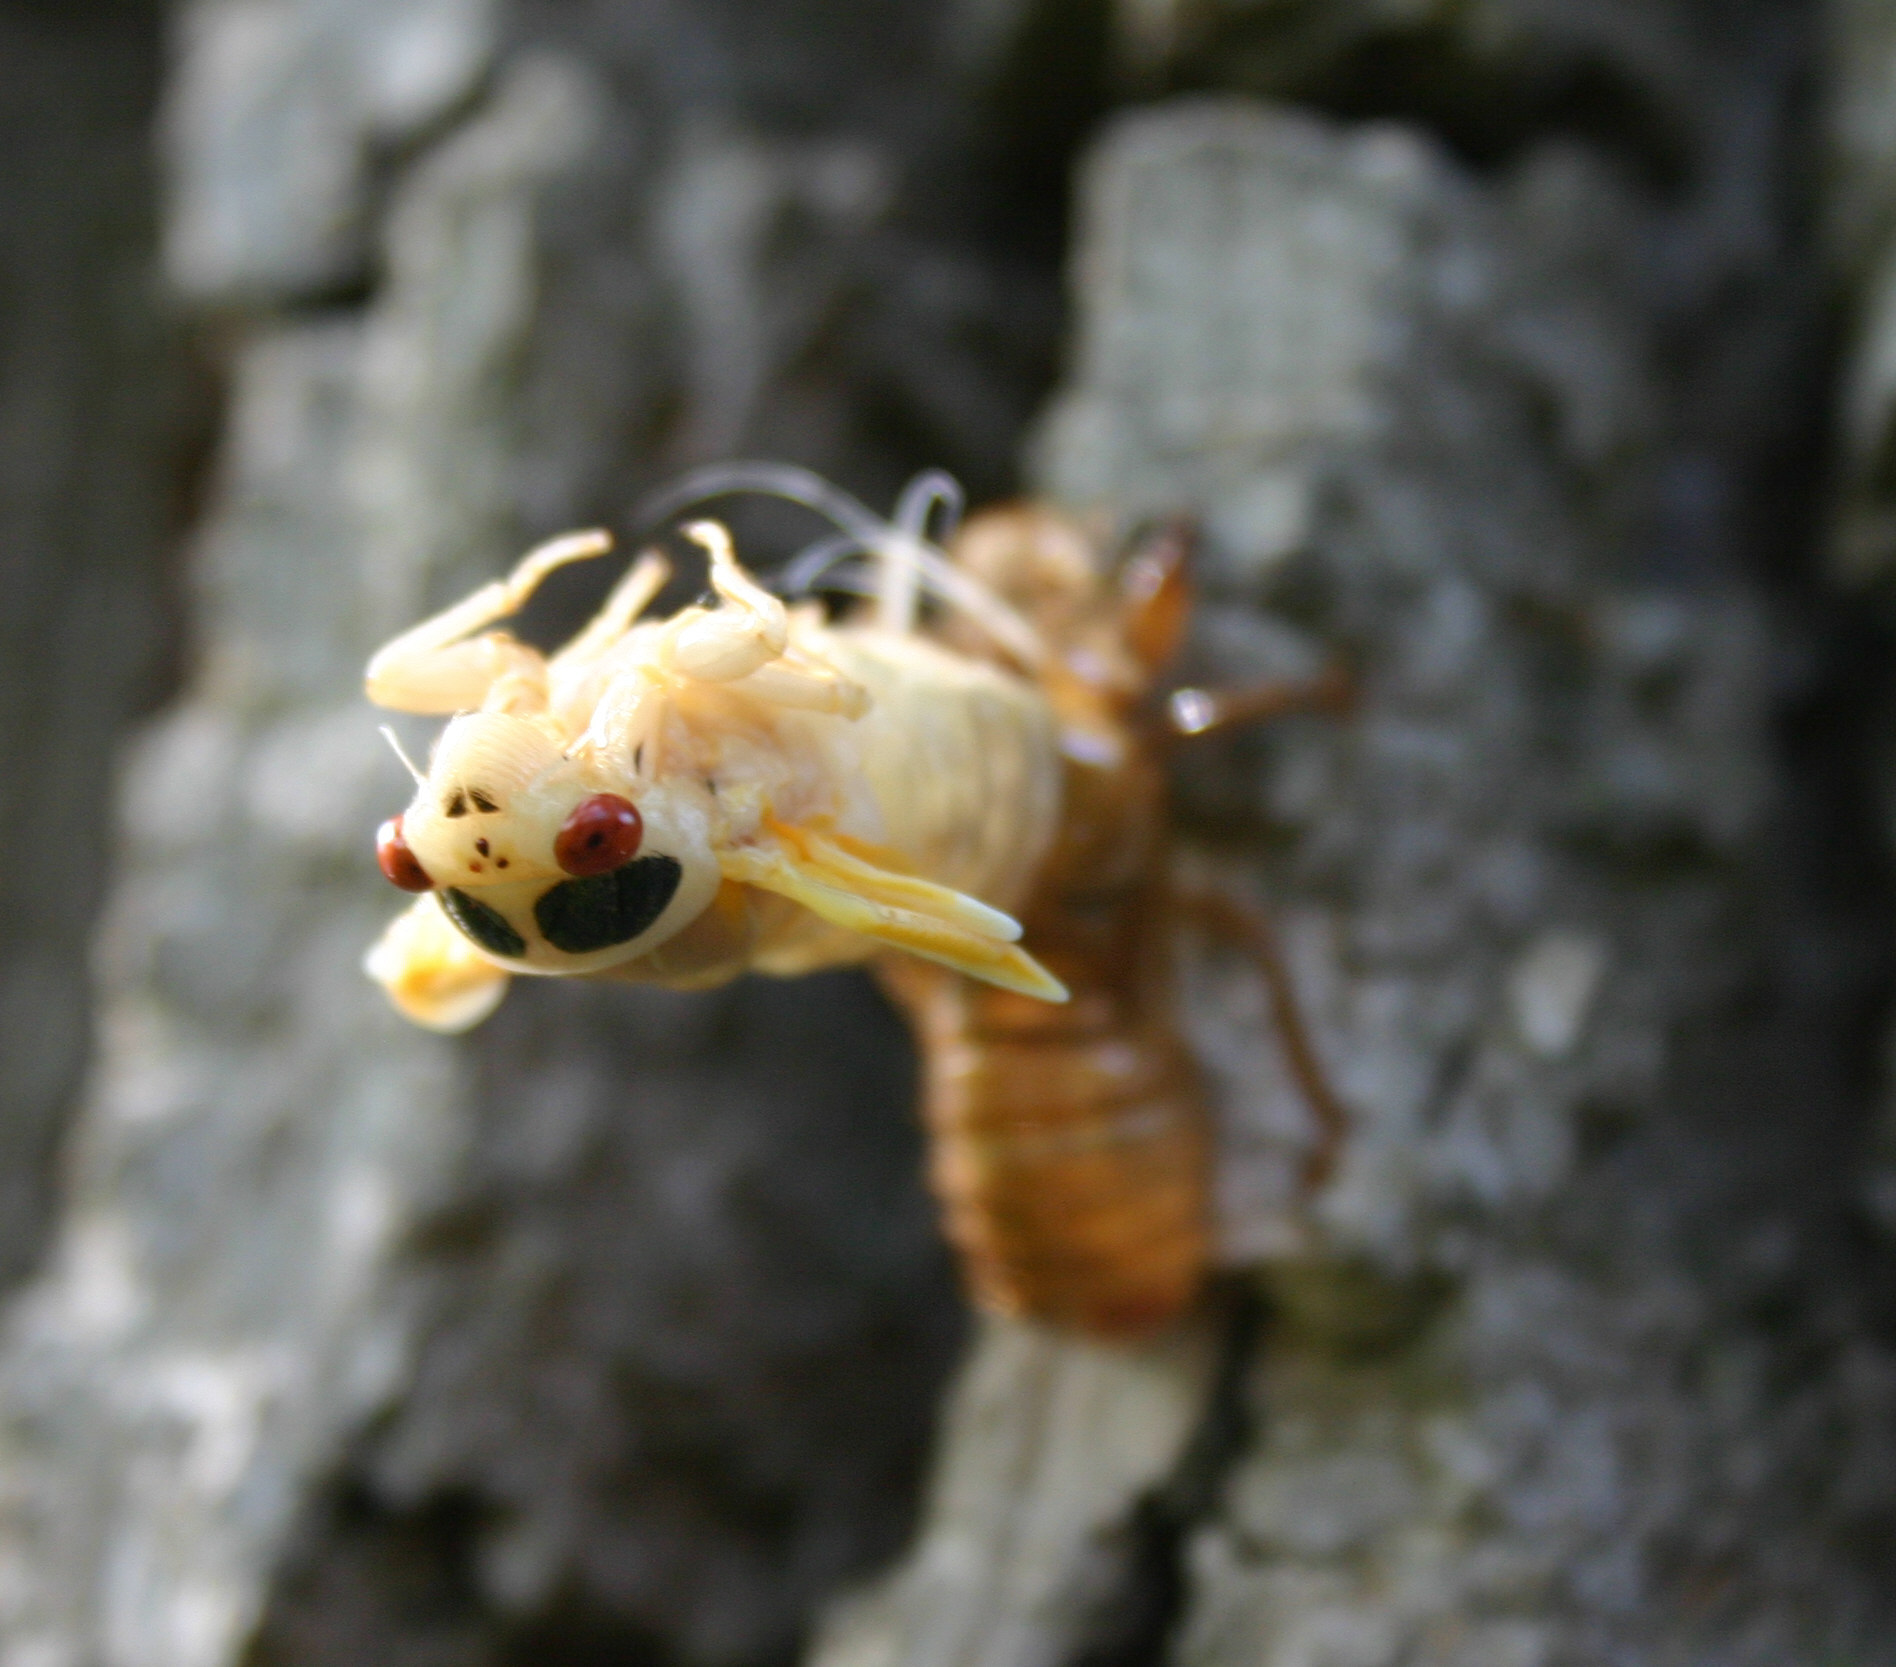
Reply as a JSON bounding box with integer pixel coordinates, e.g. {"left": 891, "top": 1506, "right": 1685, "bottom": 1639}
{"left": 878, "top": 508, "right": 1213, "bottom": 1342}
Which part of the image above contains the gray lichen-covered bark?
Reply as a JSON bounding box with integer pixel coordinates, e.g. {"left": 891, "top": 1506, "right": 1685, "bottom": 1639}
{"left": 0, "top": 0, "right": 190, "bottom": 1292}
{"left": 1827, "top": 0, "right": 1896, "bottom": 1245}
{"left": 6, "top": 1, "right": 1896, "bottom": 1665}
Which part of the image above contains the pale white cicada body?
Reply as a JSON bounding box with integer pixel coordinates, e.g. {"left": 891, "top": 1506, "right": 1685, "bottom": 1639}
{"left": 363, "top": 471, "right": 1068, "bottom": 1033}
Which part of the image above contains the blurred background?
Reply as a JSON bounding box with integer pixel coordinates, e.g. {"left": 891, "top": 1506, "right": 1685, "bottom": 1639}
{"left": 4, "top": 1, "right": 1896, "bottom": 1664}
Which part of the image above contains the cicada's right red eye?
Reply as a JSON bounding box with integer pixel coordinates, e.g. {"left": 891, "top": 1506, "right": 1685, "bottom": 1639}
{"left": 555, "top": 793, "right": 642, "bottom": 876}
{"left": 377, "top": 816, "right": 435, "bottom": 892}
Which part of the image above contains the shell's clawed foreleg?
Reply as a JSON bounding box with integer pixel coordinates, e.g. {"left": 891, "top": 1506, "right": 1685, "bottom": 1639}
{"left": 1113, "top": 516, "right": 1355, "bottom": 738}
{"left": 722, "top": 819, "right": 1068, "bottom": 1002}
{"left": 1163, "top": 698, "right": 1354, "bottom": 1187}
{"left": 1165, "top": 663, "right": 1355, "bottom": 740}
{"left": 365, "top": 529, "right": 614, "bottom": 715}
{"left": 1135, "top": 526, "right": 1352, "bottom": 1187}
{"left": 1118, "top": 517, "right": 1196, "bottom": 674}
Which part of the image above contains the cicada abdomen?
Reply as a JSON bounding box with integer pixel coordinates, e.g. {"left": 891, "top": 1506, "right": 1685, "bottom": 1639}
{"left": 877, "top": 508, "right": 1213, "bottom": 1340}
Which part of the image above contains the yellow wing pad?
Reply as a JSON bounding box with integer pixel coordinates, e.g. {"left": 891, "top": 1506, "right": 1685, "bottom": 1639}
{"left": 365, "top": 894, "right": 512, "bottom": 1032}
{"left": 765, "top": 817, "right": 1025, "bottom": 942}
{"left": 723, "top": 824, "right": 1067, "bottom": 1003}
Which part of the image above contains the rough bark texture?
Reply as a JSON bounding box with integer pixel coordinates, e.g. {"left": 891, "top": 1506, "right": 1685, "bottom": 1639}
{"left": 5, "top": 2, "right": 1896, "bottom": 1666}
{"left": 1829, "top": 0, "right": 1896, "bottom": 1248}
{"left": 0, "top": 0, "right": 190, "bottom": 1293}
{"left": 1830, "top": 0, "right": 1896, "bottom": 582}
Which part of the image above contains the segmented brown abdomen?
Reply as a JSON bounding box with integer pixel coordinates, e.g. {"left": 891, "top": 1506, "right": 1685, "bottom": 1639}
{"left": 877, "top": 677, "right": 1211, "bottom": 1341}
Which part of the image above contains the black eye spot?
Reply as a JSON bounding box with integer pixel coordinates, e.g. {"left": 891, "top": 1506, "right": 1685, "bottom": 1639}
{"left": 445, "top": 791, "right": 468, "bottom": 818}
{"left": 534, "top": 856, "right": 682, "bottom": 954}
{"left": 440, "top": 888, "right": 526, "bottom": 958}
{"left": 469, "top": 789, "right": 499, "bottom": 813}
{"left": 475, "top": 838, "right": 490, "bottom": 856}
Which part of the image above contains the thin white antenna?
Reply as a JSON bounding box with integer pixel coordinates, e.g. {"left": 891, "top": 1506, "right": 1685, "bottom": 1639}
{"left": 379, "top": 725, "right": 427, "bottom": 785}
{"left": 634, "top": 463, "right": 1047, "bottom": 670}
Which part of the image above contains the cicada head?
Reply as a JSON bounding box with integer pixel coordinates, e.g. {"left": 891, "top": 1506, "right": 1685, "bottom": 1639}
{"left": 377, "top": 711, "right": 721, "bottom": 975}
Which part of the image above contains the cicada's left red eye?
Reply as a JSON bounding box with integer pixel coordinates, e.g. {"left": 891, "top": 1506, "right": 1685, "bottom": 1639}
{"left": 377, "top": 816, "right": 435, "bottom": 892}
{"left": 556, "top": 793, "right": 642, "bottom": 876}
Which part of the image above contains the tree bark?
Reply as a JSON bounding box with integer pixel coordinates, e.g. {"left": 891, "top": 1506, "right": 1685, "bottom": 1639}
{"left": 0, "top": 0, "right": 190, "bottom": 1293}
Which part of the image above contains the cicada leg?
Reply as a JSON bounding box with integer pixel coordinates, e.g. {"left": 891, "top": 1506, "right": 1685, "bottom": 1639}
{"left": 1173, "top": 887, "right": 1347, "bottom": 1193}
{"left": 365, "top": 529, "right": 614, "bottom": 715}
{"left": 1164, "top": 664, "right": 1355, "bottom": 741}
{"left": 1161, "top": 661, "right": 1356, "bottom": 1192}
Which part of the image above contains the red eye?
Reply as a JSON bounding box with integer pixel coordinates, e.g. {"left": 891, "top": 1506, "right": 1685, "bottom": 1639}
{"left": 556, "top": 793, "right": 643, "bottom": 876}
{"left": 377, "top": 816, "right": 435, "bottom": 892}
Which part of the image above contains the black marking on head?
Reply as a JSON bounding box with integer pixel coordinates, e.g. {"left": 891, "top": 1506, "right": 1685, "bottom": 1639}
{"left": 475, "top": 838, "right": 490, "bottom": 856}
{"left": 440, "top": 888, "right": 526, "bottom": 958}
{"left": 445, "top": 791, "right": 468, "bottom": 818}
{"left": 470, "top": 788, "right": 499, "bottom": 813}
{"left": 535, "top": 856, "right": 683, "bottom": 955}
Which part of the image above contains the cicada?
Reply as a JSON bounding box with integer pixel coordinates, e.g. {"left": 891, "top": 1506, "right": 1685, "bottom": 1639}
{"left": 364, "top": 466, "right": 1346, "bottom": 1339}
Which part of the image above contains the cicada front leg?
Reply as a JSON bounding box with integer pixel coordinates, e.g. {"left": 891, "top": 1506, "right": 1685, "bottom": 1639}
{"left": 661, "top": 521, "right": 790, "bottom": 681}
{"left": 365, "top": 529, "right": 614, "bottom": 716}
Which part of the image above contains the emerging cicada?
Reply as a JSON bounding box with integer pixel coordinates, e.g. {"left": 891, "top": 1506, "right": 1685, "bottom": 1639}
{"left": 365, "top": 466, "right": 1346, "bottom": 1339}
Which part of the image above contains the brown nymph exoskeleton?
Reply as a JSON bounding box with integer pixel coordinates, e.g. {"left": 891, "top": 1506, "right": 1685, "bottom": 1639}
{"left": 363, "top": 465, "right": 1349, "bottom": 1340}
